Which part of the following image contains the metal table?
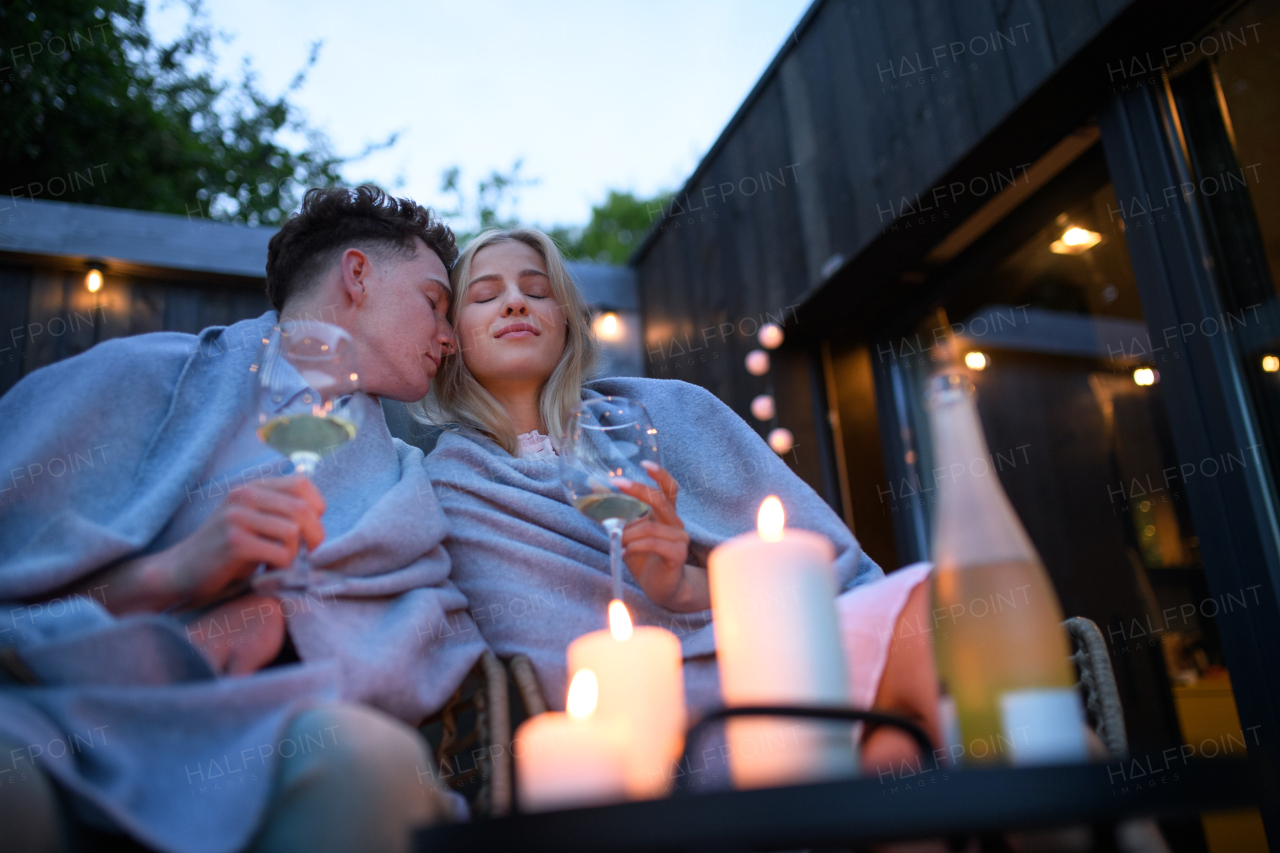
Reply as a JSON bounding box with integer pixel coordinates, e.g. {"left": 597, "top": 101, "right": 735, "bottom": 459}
{"left": 416, "top": 758, "right": 1273, "bottom": 852}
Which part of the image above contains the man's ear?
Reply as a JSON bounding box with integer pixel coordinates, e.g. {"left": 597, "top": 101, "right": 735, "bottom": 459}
{"left": 341, "top": 248, "right": 371, "bottom": 307}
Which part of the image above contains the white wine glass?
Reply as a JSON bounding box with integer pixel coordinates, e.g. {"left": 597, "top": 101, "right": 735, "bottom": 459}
{"left": 252, "top": 319, "right": 365, "bottom": 593}
{"left": 559, "top": 397, "right": 661, "bottom": 603}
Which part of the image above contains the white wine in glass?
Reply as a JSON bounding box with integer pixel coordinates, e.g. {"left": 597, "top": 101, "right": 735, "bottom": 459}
{"left": 252, "top": 320, "right": 365, "bottom": 593}
{"left": 257, "top": 411, "right": 358, "bottom": 475}
{"left": 559, "top": 397, "right": 661, "bottom": 603}
{"left": 572, "top": 492, "right": 651, "bottom": 525}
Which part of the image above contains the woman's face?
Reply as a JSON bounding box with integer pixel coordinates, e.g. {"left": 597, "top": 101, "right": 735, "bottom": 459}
{"left": 456, "top": 239, "right": 567, "bottom": 390}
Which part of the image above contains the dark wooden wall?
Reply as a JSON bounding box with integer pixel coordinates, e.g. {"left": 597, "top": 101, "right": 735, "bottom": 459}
{"left": 0, "top": 255, "right": 641, "bottom": 399}
{"left": 0, "top": 263, "right": 269, "bottom": 397}
{"left": 634, "top": 0, "right": 1131, "bottom": 487}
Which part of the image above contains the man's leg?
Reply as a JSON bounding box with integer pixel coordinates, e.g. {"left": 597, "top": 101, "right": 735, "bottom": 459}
{"left": 0, "top": 733, "right": 69, "bottom": 853}
{"left": 250, "top": 703, "right": 457, "bottom": 853}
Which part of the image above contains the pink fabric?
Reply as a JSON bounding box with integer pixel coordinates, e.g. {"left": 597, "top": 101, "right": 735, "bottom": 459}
{"left": 837, "top": 561, "right": 933, "bottom": 709}
{"left": 517, "top": 429, "right": 558, "bottom": 460}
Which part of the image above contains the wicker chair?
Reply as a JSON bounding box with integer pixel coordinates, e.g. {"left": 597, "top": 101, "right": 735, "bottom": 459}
{"left": 418, "top": 651, "right": 546, "bottom": 818}
{"left": 1064, "top": 616, "right": 1129, "bottom": 758}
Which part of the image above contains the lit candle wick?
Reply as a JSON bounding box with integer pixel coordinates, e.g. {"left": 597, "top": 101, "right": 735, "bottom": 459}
{"left": 608, "top": 599, "right": 633, "bottom": 641}
{"left": 566, "top": 669, "right": 599, "bottom": 720}
{"left": 757, "top": 495, "right": 785, "bottom": 542}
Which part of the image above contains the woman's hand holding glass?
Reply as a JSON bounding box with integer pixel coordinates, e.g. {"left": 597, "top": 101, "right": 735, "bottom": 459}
{"left": 611, "top": 460, "right": 709, "bottom": 613}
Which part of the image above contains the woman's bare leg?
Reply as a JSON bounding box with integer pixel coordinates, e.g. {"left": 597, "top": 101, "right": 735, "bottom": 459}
{"left": 862, "top": 579, "right": 940, "bottom": 776}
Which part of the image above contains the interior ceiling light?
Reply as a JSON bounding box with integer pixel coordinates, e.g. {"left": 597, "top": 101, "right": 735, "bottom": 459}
{"left": 1050, "top": 226, "right": 1102, "bottom": 255}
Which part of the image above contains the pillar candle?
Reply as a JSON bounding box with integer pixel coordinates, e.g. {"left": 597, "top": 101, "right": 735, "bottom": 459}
{"left": 567, "top": 601, "right": 685, "bottom": 798}
{"left": 707, "top": 496, "right": 857, "bottom": 788}
{"left": 514, "top": 670, "right": 628, "bottom": 812}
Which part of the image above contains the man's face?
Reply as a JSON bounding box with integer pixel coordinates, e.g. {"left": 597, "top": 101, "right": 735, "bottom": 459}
{"left": 347, "top": 239, "right": 455, "bottom": 402}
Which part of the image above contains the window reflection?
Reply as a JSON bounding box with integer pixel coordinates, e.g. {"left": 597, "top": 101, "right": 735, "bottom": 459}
{"left": 889, "top": 173, "right": 1239, "bottom": 770}
{"left": 1172, "top": 0, "right": 1280, "bottom": 501}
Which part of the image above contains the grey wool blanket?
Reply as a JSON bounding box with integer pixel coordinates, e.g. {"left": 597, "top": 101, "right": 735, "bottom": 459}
{"left": 423, "top": 376, "right": 882, "bottom": 716}
{"left": 0, "top": 312, "right": 485, "bottom": 853}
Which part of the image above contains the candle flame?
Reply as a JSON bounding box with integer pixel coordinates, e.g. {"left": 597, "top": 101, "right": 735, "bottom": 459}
{"left": 566, "top": 669, "right": 599, "bottom": 720}
{"left": 608, "top": 599, "right": 633, "bottom": 641}
{"left": 757, "top": 496, "right": 785, "bottom": 541}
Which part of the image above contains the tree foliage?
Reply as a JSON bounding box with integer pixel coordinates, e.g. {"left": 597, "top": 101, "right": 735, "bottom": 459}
{"left": 437, "top": 159, "right": 537, "bottom": 245}
{"left": 0, "top": 0, "right": 670, "bottom": 263}
{"left": 551, "top": 190, "right": 672, "bottom": 265}
{"left": 0, "top": 0, "right": 365, "bottom": 225}
{"left": 438, "top": 162, "right": 670, "bottom": 266}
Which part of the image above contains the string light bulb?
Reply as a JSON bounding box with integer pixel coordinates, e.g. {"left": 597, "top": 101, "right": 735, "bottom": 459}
{"left": 758, "top": 323, "right": 784, "bottom": 350}
{"left": 767, "top": 427, "right": 794, "bottom": 455}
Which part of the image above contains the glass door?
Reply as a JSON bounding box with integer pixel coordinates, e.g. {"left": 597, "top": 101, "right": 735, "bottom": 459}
{"left": 873, "top": 131, "right": 1259, "bottom": 852}
{"left": 1169, "top": 0, "right": 1280, "bottom": 507}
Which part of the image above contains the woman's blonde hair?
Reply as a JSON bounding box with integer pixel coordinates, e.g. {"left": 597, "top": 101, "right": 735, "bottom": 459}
{"left": 411, "top": 228, "right": 598, "bottom": 455}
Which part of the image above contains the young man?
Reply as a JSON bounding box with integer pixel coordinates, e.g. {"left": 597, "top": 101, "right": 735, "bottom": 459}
{"left": 0, "top": 187, "right": 487, "bottom": 853}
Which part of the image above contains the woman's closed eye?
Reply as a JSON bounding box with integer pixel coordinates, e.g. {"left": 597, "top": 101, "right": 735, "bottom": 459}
{"left": 468, "top": 283, "right": 501, "bottom": 304}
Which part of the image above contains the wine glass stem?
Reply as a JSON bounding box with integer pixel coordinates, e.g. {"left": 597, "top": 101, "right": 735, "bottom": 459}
{"left": 292, "top": 453, "right": 321, "bottom": 477}
{"left": 604, "top": 518, "right": 624, "bottom": 601}
{"left": 287, "top": 462, "right": 316, "bottom": 581}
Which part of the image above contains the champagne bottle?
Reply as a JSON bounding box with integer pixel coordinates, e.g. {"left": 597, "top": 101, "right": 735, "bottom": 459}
{"left": 925, "top": 369, "right": 1086, "bottom": 766}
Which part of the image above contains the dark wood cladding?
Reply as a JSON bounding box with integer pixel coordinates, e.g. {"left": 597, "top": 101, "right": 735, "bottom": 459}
{"left": 634, "top": 0, "right": 1231, "bottom": 487}
{"left": 0, "top": 265, "right": 269, "bottom": 396}
{"left": 637, "top": 0, "right": 1114, "bottom": 396}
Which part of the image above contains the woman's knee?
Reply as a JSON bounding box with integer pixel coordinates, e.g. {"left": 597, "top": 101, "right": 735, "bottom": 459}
{"left": 876, "top": 581, "right": 940, "bottom": 728}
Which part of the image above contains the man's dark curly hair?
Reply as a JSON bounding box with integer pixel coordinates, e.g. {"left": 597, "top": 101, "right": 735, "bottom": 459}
{"left": 265, "top": 185, "right": 458, "bottom": 312}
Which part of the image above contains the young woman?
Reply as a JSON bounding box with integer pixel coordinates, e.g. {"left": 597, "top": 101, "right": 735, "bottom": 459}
{"left": 417, "top": 228, "right": 939, "bottom": 774}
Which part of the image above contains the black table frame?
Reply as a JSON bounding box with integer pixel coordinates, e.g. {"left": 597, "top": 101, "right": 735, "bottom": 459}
{"left": 416, "top": 758, "right": 1273, "bottom": 852}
